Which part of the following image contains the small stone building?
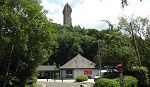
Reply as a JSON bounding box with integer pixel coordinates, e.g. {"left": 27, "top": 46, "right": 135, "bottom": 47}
{"left": 60, "top": 54, "right": 99, "bottom": 79}
{"left": 37, "top": 65, "right": 56, "bottom": 79}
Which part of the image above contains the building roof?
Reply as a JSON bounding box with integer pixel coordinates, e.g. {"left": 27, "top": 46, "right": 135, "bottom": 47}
{"left": 60, "top": 54, "right": 95, "bottom": 69}
{"left": 63, "top": 3, "right": 72, "bottom": 13}
{"left": 37, "top": 65, "right": 56, "bottom": 71}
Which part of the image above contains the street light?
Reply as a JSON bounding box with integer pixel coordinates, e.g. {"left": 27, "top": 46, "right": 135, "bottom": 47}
{"left": 98, "top": 40, "right": 101, "bottom": 77}
{"left": 53, "top": 62, "right": 56, "bottom": 82}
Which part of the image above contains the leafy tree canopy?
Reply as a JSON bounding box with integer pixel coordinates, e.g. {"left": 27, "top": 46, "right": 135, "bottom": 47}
{"left": 0, "top": 0, "right": 56, "bottom": 86}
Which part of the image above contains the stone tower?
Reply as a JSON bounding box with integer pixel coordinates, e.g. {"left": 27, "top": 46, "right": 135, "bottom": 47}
{"left": 63, "top": 3, "right": 72, "bottom": 26}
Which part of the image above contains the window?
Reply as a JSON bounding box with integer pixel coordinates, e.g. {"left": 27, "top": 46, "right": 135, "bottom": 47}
{"left": 40, "top": 72, "right": 45, "bottom": 77}
{"left": 67, "top": 14, "right": 70, "bottom": 17}
{"left": 66, "top": 70, "right": 73, "bottom": 78}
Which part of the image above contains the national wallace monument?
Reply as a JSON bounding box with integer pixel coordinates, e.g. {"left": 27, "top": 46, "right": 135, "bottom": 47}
{"left": 63, "top": 3, "right": 72, "bottom": 26}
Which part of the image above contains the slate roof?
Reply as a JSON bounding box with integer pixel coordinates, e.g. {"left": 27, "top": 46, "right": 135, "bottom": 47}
{"left": 37, "top": 65, "right": 56, "bottom": 71}
{"left": 60, "top": 54, "right": 95, "bottom": 69}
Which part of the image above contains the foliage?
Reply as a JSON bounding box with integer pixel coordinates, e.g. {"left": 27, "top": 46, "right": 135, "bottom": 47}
{"left": 123, "top": 76, "right": 138, "bottom": 87}
{"left": 0, "top": 0, "right": 56, "bottom": 86}
{"left": 129, "top": 66, "right": 149, "bottom": 87}
{"left": 118, "top": 17, "right": 150, "bottom": 66}
{"left": 47, "top": 24, "right": 95, "bottom": 65}
{"left": 94, "top": 76, "right": 138, "bottom": 87}
{"left": 76, "top": 75, "right": 88, "bottom": 82}
{"left": 103, "top": 72, "right": 120, "bottom": 79}
{"left": 94, "top": 78, "right": 120, "bottom": 87}
{"left": 118, "top": 16, "right": 150, "bottom": 82}
{"left": 115, "top": 76, "right": 138, "bottom": 87}
{"left": 95, "top": 29, "right": 138, "bottom": 71}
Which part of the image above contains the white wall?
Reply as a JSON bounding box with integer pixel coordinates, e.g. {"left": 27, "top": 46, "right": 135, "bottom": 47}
{"left": 73, "top": 69, "right": 84, "bottom": 78}
{"left": 91, "top": 69, "right": 99, "bottom": 78}
{"left": 73, "top": 69, "right": 99, "bottom": 78}
{"left": 61, "top": 69, "right": 105, "bottom": 79}
{"left": 61, "top": 70, "right": 66, "bottom": 78}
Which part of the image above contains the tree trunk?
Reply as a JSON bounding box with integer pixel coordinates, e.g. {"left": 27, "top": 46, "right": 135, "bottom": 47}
{"left": 3, "top": 44, "right": 14, "bottom": 87}
{"left": 130, "top": 22, "right": 141, "bottom": 66}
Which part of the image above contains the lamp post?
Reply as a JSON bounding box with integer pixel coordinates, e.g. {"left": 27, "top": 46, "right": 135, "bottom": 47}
{"left": 53, "top": 62, "right": 56, "bottom": 82}
{"left": 98, "top": 40, "right": 101, "bottom": 77}
{"left": 76, "top": 59, "right": 78, "bottom": 77}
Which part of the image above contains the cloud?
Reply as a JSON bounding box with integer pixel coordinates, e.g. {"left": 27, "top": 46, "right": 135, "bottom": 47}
{"left": 41, "top": 0, "right": 63, "bottom": 24}
{"left": 41, "top": 0, "right": 150, "bottom": 29}
{"left": 72, "top": 0, "right": 122, "bottom": 29}
{"left": 62, "top": 0, "right": 72, "bottom": 4}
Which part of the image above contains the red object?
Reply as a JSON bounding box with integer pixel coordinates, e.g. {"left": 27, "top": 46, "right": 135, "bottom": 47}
{"left": 116, "top": 61, "right": 123, "bottom": 72}
{"left": 84, "top": 70, "right": 92, "bottom": 75}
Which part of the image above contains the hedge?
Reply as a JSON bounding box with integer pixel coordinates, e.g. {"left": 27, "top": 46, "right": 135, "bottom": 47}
{"left": 130, "top": 66, "right": 149, "bottom": 87}
{"left": 94, "top": 76, "right": 138, "bottom": 87}
{"left": 103, "top": 72, "right": 120, "bottom": 79}
{"left": 115, "top": 76, "right": 138, "bottom": 87}
{"left": 124, "top": 76, "right": 138, "bottom": 87}
{"left": 94, "top": 78, "right": 119, "bottom": 87}
{"left": 76, "top": 75, "right": 88, "bottom": 82}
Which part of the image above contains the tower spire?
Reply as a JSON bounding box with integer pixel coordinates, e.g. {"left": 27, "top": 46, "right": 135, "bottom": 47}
{"left": 63, "top": 3, "right": 72, "bottom": 26}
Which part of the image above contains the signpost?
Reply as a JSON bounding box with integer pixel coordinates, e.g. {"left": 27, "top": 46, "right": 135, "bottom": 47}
{"left": 116, "top": 61, "right": 124, "bottom": 87}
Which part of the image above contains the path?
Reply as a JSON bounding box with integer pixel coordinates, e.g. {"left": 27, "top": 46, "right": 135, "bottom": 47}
{"left": 37, "top": 79, "right": 94, "bottom": 87}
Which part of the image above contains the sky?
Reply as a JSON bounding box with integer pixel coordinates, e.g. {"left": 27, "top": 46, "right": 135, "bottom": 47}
{"left": 41, "top": 0, "right": 150, "bottom": 30}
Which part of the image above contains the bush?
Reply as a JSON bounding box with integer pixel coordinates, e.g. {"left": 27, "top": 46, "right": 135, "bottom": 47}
{"left": 94, "top": 76, "right": 138, "bottom": 87}
{"left": 130, "top": 66, "right": 149, "bottom": 87}
{"left": 115, "top": 76, "right": 138, "bottom": 87}
{"left": 76, "top": 75, "right": 88, "bottom": 82}
{"left": 25, "top": 75, "right": 37, "bottom": 87}
{"left": 103, "top": 72, "right": 120, "bottom": 79}
{"left": 124, "top": 76, "right": 138, "bottom": 87}
{"left": 94, "top": 78, "right": 120, "bottom": 87}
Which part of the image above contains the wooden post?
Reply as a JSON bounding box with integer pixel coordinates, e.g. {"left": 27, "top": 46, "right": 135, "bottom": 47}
{"left": 61, "top": 70, "right": 63, "bottom": 82}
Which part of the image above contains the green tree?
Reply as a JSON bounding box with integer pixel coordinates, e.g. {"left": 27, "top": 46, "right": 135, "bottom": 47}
{"left": 47, "top": 25, "right": 96, "bottom": 66}
{"left": 0, "top": 0, "right": 56, "bottom": 86}
{"left": 118, "top": 16, "right": 150, "bottom": 79}
{"left": 95, "top": 29, "right": 138, "bottom": 71}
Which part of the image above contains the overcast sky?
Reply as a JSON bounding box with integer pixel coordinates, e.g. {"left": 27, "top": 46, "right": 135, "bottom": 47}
{"left": 41, "top": 0, "right": 150, "bottom": 30}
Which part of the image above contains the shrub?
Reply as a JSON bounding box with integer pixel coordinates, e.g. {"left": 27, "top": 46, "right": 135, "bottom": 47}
{"left": 94, "top": 76, "right": 138, "bottom": 87}
{"left": 94, "top": 77, "right": 100, "bottom": 82}
{"left": 115, "top": 76, "right": 138, "bottom": 87}
{"left": 124, "top": 76, "right": 138, "bottom": 87}
{"left": 103, "top": 72, "right": 120, "bottom": 79}
{"left": 94, "top": 78, "right": 120, "bottom": 87}
{"left": 76, "top": 75, "right": 88, "bottom": 82}
{"left": 25, "top": 75, "right": 37, "bottom": 87}
{"left": 130, "top": 66, "right": 149, "bottom": 87}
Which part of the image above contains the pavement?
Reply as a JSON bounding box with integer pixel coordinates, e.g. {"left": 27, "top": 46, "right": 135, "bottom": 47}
{"left": 37, "top": 79, "right": 95, "bottom": 87}
{"left": 37, "top": 79, "right": 94, "bottom": 82}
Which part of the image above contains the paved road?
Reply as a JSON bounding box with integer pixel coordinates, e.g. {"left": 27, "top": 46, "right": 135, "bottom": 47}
{"left": 37, "top": 82, "right": 94, "bottom": 87}
{"left": 38, "top": 82, "right": 81, "bottom": 87}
